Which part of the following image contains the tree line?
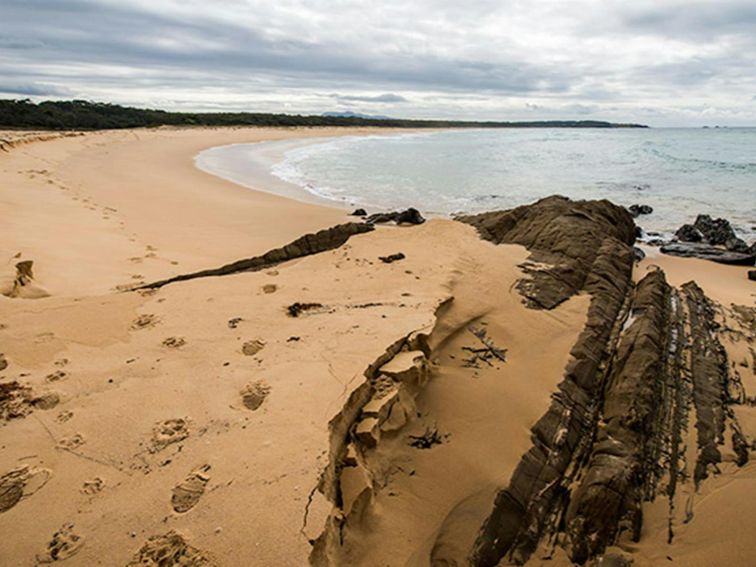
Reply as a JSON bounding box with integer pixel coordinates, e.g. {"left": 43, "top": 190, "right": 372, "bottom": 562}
{"left": 0, "top": 99, "right": 648, "bottom": 130}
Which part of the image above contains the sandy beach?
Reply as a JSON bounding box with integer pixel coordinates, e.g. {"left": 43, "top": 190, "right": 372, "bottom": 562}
{"left": 1, "top": 127, "right": 754, "bottom": 567}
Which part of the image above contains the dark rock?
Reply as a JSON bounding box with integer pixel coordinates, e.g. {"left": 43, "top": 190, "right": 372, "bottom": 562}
{"left": 675, "top": 223, "right": 703, "bottom": 242}
{"left": 564, "top": 270, "right": 670, "bottom": 563}
{"left": 634, "top": 226, "right": 643, "bottom": 239}
{"left": 458, "top": 196, "right": 636, "bottom": 309}
{"left": 378, "top": 252, "right": 405, "bottom": 264}
{"left": 725, "top": 237, "right": 749, "bottom": 253}
{"left": 660, "top": 242, "right": 756, "bottom": 265}
{"left": 287, "top": 302, "right": 324, "bottom": 317}
{"left": 693, "top": 214, "right": 737, "bottom": 246}
{"left": 350, "top": 208, "right": 367, "bottom": 217}
{"left": 682, "top": 282, "right": 731, "bottom": 485}
{"left": 139, "top": 222, "right": 374, "bottom": 290}
{"left": 628, "top": 204, "right": 653, "bottom": 217}
{"left": 749, "top": 270, "right": 756, "bottom": 281}
{"left": 365, "top": 208, "right": 425, "bottom": 225}
{"left": 467, "top": 197, "right": 636, "bottom": 566}
{"left": 633, "top": 247, "right": 645, "bottom": 262}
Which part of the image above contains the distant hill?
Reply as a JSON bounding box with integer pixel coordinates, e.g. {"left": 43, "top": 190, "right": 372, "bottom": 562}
{"left": 0, "top": 99, "right": 649, "bottom": 130}
{"left": 322, "top": 111, "right": 392, "bottom": 120}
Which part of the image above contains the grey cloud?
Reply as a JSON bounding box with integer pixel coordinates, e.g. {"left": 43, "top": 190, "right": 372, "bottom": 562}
{"left": 0, "top": 81, "right": 71, "bottom": 96}
{"left": 1, "top": 0, "right": 755, "bottom": 125}
{"left": 0, "top": 0, "right": 570, "bottom": 95}
{"left": 334, "top": 93, "right": 408, "bottom": 103}
{"left": 620, "top": 1, "right": 756, "bottom": 39}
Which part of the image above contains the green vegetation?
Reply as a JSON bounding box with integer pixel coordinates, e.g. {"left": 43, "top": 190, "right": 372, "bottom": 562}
{"left": 0, "top": 99, "right": 648, "bottom": 130}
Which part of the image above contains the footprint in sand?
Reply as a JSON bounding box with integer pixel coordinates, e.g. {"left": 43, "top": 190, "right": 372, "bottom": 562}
{"left": 56, "top": 410, "right": 73, "bottom": 423}
{"left": 0, "top": 354, "right": 9, "bottom": 372}
{"left": 171, "top": 465, "right": 211, "bottom": 513}
{"left": 0, "top": 464, "right": 53, "bottom": 512}
{"left": 150, "top": 418, "right": 190, "bottom": 453}
{"left": 241, "top": 339, "right": 265, "bottom": 356}
{"left": 162, "top": 337, "right": 186, "bottom": 349}
{"left": 126, "top": 531, "right": 210, "bottom": 566}
{"left": 240, "top": 380, "right": 271, "bottom": 411}
{"left": 131, "top": 314, "right": 159, "bottom": 330}
{"left": 81, "top": 477, "right": 105, "bottom": 495}
{"left": 54, "top": 358, "right": 69, "bottom": 368}
{"left": 57, "top": 434, "right": 85, "bottom": 451}
{"left": 45, "top": 370, "right": 67, "bottom": 383}
{"left": 262, "top": 284, "right": 277, "bottom": 294}
{"left": 36, "top": 523, "right": 84, "bottom": 563}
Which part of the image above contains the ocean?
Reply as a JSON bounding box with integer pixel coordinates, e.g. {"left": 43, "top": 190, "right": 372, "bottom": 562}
{"left": 195, "top": 128, "right": 756, "bottom": 240}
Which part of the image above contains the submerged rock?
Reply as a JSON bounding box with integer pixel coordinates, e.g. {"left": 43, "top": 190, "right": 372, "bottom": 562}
{"left": 628, "top": 204, "right": 653, "bottom": 217}
{"left": 350, "top": 208, "right": 367, "bottom": 217}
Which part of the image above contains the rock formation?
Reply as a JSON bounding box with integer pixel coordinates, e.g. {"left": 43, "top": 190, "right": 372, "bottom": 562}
{"left": 455, "top": 198, "right": 752, "bottom": 566}
{"left": 139, "top": 222, "right": 374, "bottom": 290}
{"left": 365, "top": 208, "right": 425, "bottom": 225}
{"left": 269, "top": 197, "right": 754, "bottom": 567}
{"left": 458, "top": 195, "right": 636, "bottom": 309}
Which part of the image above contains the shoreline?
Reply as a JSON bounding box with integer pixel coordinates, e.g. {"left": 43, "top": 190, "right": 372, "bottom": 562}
{"left": 189, "top": 127, "right": 756, "bottom": 242}
{"left": 0, "top": 127, "right": 753, "bottom": 567}
{"left": 193, "top": 129, "right": 448, "bottom": 214}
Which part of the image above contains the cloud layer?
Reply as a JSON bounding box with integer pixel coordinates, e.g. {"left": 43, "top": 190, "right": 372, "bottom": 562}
{"left": 1, "top": 0, "right": 755, "bottom": 125}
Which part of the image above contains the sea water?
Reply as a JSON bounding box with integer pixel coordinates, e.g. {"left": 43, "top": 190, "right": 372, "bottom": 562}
{"left": 196, "top": 128, "right": 756, "bottom": 239}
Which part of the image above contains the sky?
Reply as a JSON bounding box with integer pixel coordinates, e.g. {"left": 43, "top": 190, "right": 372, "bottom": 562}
{"left": 1, "top": 0, "right": 755, "bottom": 126}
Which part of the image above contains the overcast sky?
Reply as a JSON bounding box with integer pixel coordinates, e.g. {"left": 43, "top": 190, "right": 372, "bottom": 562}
{"left": 1, "top": 0, "right": 755, "bottom": 126}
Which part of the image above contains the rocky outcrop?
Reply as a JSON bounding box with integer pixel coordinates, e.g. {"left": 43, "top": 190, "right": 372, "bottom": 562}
{"left": 458, "top": 195, "right": 636, "bottom": 309}
{"left": 687, "top": 214, "right": 739, "bottom": 247}
{"left": 564, "top": 270, "right": 671, "bottom": 563}
{"left": 301, "top": 197, "right": 752, "bottom": 567}
{"left": 682, "top": 282, "right": 730, "bottom": 485}
{"left": 455, "top": 198, "right": 750, "bottom": 566}
{"left": 669, "top": 214, "right": 754, "bottom": 264}
{"left": 138, "top": 222, "right": 374, "bottom": 290}
{"left": 469, "top": 204, "right": 636, "bottom": 565}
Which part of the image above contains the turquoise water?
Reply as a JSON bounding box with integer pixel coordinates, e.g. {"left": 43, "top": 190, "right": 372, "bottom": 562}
{"left": 204, "top": 128, "right": 756, "bottom": 239}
